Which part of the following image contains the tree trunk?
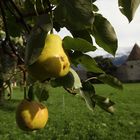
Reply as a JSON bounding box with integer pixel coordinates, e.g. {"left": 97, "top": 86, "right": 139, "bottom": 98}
{"left": 0, "top": 79, "right": 4, "bottom": 105}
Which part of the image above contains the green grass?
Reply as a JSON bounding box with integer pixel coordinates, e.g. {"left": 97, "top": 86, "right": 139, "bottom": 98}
{"left": 0, "top": 83, "right": 140, "bottom": 140}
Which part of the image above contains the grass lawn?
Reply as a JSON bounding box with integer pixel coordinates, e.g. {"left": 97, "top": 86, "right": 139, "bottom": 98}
{"left": 0, "top": 83, "right": 140, "bottom": 140}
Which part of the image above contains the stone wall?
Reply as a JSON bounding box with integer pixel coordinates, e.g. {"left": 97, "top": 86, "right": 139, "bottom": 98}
{"left": 116, "top": 60, "right": 140, "bottom": 82}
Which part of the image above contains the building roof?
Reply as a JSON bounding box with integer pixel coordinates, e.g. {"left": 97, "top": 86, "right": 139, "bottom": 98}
{"left": 127, "top": 43, "right": 140, "bottom": 61}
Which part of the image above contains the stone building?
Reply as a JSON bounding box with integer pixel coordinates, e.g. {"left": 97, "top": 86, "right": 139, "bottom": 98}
{"left": 115, "top": 44, "right": 140, "bottom": 82}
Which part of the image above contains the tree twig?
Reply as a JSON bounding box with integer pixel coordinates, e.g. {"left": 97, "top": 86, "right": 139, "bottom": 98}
{"left": 2, "top": 0, "right": 18, "bottom": 19}
{"left": 46, "top": 0, "right": 54, "bottom": 33}
{"left": 23, "top": 71, "right": 27, "bottom": 99}
{"left": 85, "top": 77, "right": 98, "bottom": 82}
{"left": 0, "top": 1, "right": 10, "bottom": 41}
{"left": 8, "top": 0, "right": 30, "bottom": 33}
{"left": 46, "top": 0, "right": 53, "bottom": 12}
{"left": 0, "top": 1, "right": 24, "bottom": 64}
{"left": 23, "top": 7, "right": 54, "bottom": 18}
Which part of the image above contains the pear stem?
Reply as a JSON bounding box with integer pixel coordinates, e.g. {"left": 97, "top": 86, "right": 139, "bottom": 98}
{"left": 23, "top": 71, "right": 27, "bottom": 99}
{"left": 28, "top": 85, "right": 34, "bottom": 101}
{"left": 50, "top": 28, "right": 53, "bottom": 34}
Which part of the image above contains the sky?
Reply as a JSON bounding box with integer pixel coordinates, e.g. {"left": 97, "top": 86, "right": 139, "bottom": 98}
{"left": 58, "top": 0, "right": 140, "bottom": 57}
{"left": 94, "top": 0, "right": 140, "bottom": 56}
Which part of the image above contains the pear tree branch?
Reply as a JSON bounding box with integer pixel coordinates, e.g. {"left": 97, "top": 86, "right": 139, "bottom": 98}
{"left": 8, "top": 0, "right": 30, "bottom": 33}
{"left": 23, "top": 7, "right": 54, "bottom": 18}
{"left": 0, "top": 0, "right": 24, "bottom": 65}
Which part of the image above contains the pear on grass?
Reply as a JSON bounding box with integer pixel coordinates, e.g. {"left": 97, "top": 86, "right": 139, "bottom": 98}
{"left": 27, "top": 34, "right": 70, "bottom": 81}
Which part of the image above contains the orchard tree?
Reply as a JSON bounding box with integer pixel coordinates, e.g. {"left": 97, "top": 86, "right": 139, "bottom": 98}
{"left": 0, "top": 0, "right": 140, "bottom": 131}
{"left": 94, "top": 56, "right": 117, "bottom": 75}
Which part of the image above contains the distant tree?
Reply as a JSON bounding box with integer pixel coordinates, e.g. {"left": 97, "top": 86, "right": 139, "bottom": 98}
{"left": 94, "top": 56, "right": 117, "bottom": 75}
{"left": 87, "top": 56, "right": 117, "bottom": 83}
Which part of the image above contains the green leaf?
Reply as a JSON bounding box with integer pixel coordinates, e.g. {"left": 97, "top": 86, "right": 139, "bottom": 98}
{"left": 78, "top": 81, "right": 115, "bottom": 113}
{"left": 34, "top": 0, "right": 46, "bottom": 13}
{"left": 118, "top": 0, "right": 140, "bottom": 22}
{"left": 70, "top": 30, "right": 93, "bottom": 44}
{"left": 25, "top": 28, "right": 47, "bottom": 65}
{"left": 0, "top": 30, "right": 5, "bottom": 39}
{"left": 51, "top": 68, "right": 82, "bottom": 93}
{"left": 25, "top": 14, "right": 52, "bottom": 65}
{"left": 54, "top": 0, "right": 94, "bottom": 30}
{"left": 39, "top": 89, "right": 49, "bottom": 102}
{"left": 98, "top": 74, "right": 123, "bottom": 90}
{"left": 32, "top": 82, "right": 49, "bottom": 102}
{"left": 23, "top": 0, "right": 36, "bottom": 14}
{"left": 79, "top": 82, "right": 96, "bottom": 111}
{"left": 93, "top": 95, "right": 115, "bottom": 114}
{"left": 92, "top": 14, "right": 118, "bottom": 56}
{"left": 71, "top": 52, "right": 104, "bottom": 73}
{"left": 92, "top": 4, "right": 99, "bottom": 12}
{"left": 63, "top": 36, "right": 96, "bottom": 52}
{"left": 25, "top": 13, "right": 52, "bottom": 65}
{"left": 82, "top": 81, "right": 95, "bottom": 93}
{"left": 6, "top": 14, "right": 23, "bottom": 37}
{"left": 36, "top": 14, "right": 53, "bottom": 32}
{"left": 50, "top": 0, "right": 60, "bottom": 5}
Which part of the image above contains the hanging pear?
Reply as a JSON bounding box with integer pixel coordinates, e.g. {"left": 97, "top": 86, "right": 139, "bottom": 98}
{"left": 27, "top": 34, "right": 70, "bottom": 81}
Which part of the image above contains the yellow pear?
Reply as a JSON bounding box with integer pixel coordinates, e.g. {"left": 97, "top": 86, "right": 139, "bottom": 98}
{"left": 27, "top": 34, "right": 70, "bottom": 81}
{"left": 16, "top": 99, "right": 48, "bottom": 131}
